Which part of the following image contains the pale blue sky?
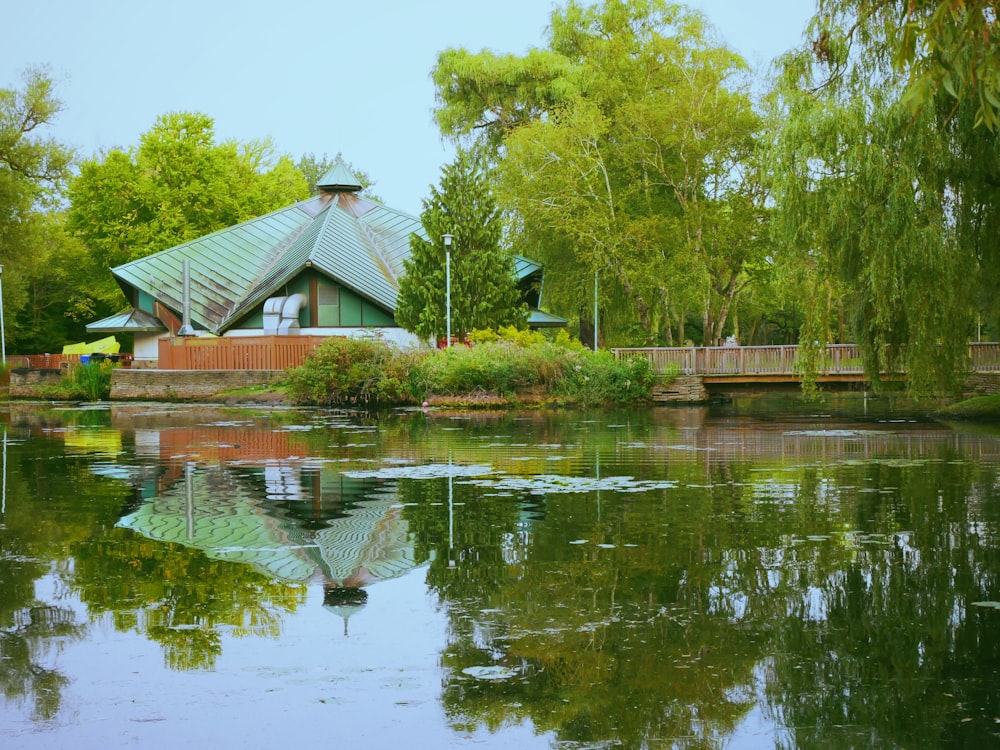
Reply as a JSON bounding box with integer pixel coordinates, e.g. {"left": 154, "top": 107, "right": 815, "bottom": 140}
{"left": 3, "top": 0, "right": 816, "bottom": 216}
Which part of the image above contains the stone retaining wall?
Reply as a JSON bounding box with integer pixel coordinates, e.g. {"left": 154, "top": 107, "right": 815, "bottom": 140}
{"left": 651, "top": 374, "right": 709, "bottom": 403}
{"left": 109, "top": 369, "right": 283, "bottom": 401}
{"left": 964, "top": 372, "right": 1000, "bottom": 397}
{"left": 9, "top": 368, "right": 64, "bottom": 397}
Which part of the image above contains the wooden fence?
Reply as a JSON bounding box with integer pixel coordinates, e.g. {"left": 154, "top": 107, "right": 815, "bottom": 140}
{"left": 613, "top": 343, "right": 1000, "bottom": 377}
{"left": 156, "top": 335, "right": 330, "bottom": 370}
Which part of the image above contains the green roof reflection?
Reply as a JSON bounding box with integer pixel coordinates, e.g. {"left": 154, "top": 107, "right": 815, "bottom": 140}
{"left": 117, "top": 464, "right": 420, "bottom": 588}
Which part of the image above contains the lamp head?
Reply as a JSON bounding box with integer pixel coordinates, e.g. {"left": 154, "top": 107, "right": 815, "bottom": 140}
{"left": 442, "top": 233, "right": 453, "bottom": 249}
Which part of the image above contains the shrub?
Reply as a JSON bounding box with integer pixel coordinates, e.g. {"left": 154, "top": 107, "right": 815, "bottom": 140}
{"left": 283, "top": 329, "right": 656, "bottom": 407}
{"left": 410, "top": 329, "right": 654, "bottom": 404}
{"left": 283, "top": 337, "right": 417, "bottom": 406}
{"left": 32, "top": 361, "right": 114, "bottom": 401}
{"left": 412, "top": 339, "right": 557, "bottom": 396}
{"left": 73, "top": 360, "right": 114, "bottom": 401}
{"left": 550, "top": 348, "right": 656, "bottom": 404}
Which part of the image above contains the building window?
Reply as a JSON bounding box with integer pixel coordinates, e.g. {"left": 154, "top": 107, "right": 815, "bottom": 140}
{"left": 317, "top": 280, "right": 340, "bottom": 326}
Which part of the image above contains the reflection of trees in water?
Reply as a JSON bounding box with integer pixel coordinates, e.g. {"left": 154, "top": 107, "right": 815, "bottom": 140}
{"left": 0, "top": 430, "right": 134, "bottom": 723}
{"left": 401, "top": 468, "right": 771, "bottom": 747}
{"left": 72, "top": 529, "right": 304, "bottom": 671}
{"left": 0, "top": 603, "right": 84, "bottom": 721}
{"left": 763, "top": 457, "right": 1000, "bottom": 749}
{"left": 399, "top": 442, "right": 1000, "bottom": 748}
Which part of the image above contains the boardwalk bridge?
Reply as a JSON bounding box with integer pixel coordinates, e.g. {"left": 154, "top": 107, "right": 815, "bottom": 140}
{"left": 612, "top": 343, "right": 1000, "bottom": 401}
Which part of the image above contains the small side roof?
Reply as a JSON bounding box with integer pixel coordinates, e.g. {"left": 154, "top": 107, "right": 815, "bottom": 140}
{"left": 86, "top": 307, "right": 167, "bottom": 334}
{"left": 527, "top": 308, "right": 568, "bottom": 328}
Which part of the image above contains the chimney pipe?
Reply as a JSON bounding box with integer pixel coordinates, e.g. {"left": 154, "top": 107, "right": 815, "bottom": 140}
{"left": 178, "top": 260, "right": 196, "bottom": 336}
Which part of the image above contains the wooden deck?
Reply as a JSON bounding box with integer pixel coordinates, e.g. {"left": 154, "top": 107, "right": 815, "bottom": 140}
{"left": 613, "top": 343, "right": 1000, "bottom": 382}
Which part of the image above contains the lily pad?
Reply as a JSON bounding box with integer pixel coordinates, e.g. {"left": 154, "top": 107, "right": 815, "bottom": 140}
{"left": 462, "top": 665, "right": 519, "bottom": 680}
{"left": 344, "top": 463, "right": 494, "bottom": 479}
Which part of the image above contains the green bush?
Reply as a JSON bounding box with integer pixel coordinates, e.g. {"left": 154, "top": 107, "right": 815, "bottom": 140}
{"left": 413, "top": 341, "right": 549, "bottom": 395}
{"left": 283, "top": 337, "right": 419, "bottom": 406}
{"left": 74, "top": 360, "right": 114, "bottom": 401}
{"left": 549, "top": 347, "right": 656, "bottom": 404}
{"left": 410, "top": 329, "right": 654, "bottom": 404}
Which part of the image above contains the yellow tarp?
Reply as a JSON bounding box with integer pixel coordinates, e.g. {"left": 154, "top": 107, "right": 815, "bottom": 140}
{"left": 62, "top": 336, "right": 120, "bottom": 355}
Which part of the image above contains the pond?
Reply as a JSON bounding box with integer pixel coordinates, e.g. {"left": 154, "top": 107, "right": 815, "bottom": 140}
{"left": 1, "top": 398, "right": 999, "bottom": 748}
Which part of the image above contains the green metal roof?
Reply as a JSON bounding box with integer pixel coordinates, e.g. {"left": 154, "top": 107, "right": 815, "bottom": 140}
{"left": 86, "top": 307, "right": 167, "bottom": 334}
{"left": 527, "top": 308, "right": 568, "bottom": 328}
{"left": 107, "top": 160, "right": 555, "bottom": 335}
{"left": 111, "top": 164, "right": 429, "bottom": 335}
{"left": 514, "top": 255, "right": 543, "bottom": 280}
{"left": 317, "top": 160, "right": 363, "bottom": 192}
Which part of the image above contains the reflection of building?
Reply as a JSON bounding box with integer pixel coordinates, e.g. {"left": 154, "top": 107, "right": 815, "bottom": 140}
{"left": 117, "top": 463, "right": 420, "bottom": 608}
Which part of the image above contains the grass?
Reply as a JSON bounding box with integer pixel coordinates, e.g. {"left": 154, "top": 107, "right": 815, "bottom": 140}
{"left": 936, "top": 394, "right": 1000, "bottom": 421}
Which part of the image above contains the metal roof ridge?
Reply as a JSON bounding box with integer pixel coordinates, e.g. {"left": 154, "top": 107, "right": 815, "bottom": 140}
{"left": 112, "top": 201, "right": 317, "bottom": 273}
{"left": 357, "top": 213, "right": 400, "bottom": 287}
{"left": 216, "top": 199, "right": 336, "bottom": 332}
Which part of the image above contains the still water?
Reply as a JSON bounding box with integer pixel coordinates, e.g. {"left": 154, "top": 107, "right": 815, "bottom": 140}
{"left": 1, "top": 398, "right": 999, "bottom": 748}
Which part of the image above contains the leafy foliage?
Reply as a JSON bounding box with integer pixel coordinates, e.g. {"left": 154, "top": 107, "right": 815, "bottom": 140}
{"left": 395, "top": 147, "right": 526, "bottom": 343}
{"left": 0, "top": 68, "right": 75, "bottom": 350}
{"left": 433, "top": 0, "right": 767, "bottom": 347}
{"left": 284, "top": 327, "right": 655, "bottom": 406}
{"left": 768, "top": 1, "right": 992, "bottom": 393}
{"left": 66, "top": 112, "right": 308, "bottom": 271}
{"left": 282, "top": 336, "right": 418, "bottom": 406}
{"left": 834, "top": 0, "right": 1000, "bottom": 130}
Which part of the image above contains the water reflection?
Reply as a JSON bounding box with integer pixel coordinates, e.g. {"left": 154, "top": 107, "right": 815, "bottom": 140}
{"left": 0, "top": 401, "right": 999, "bottom": 747}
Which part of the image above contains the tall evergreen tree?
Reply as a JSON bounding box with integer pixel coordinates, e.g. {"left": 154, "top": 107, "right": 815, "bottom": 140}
{"left": 395, "top": 148, "right": 525, "bottom": 344}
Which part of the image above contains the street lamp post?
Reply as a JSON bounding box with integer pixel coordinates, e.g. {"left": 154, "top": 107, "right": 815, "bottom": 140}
{"left": 593, "top": 267, "right": 599, "bottom": 352}
{"left": 442, "top": 233, "right": 453, "bottom": 348}
{"left": 0, "top": 264, "right": 6, "bottom": 365}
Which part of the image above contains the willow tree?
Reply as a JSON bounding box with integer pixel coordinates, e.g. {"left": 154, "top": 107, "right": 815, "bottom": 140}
{"left": 395, "top": 148, "right": 525, "bottom": 344}
{"left": 768, "top": 1, "right": 996, "bottom": 393}
{"left": 433, "top": 0, "right": 766, "bottom": 346}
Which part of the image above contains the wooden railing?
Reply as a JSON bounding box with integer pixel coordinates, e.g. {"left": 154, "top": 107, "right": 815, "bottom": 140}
{"left": 6, "top": 354, "right": 75, "bottom": 370}
{"left": 613, "top": 343, "right": 1000, "bottom": 377}
{"left": 157, "top": 335, "right": 330, "bottom": 370}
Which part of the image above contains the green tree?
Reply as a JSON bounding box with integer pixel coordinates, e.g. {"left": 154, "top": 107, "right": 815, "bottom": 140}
{"left": 815, "top": 1, "right": 1000, "bottom": 130}
{"left": 768, "top": 1, "right": 994, "bottom": 393}
{"left": 0, "top": 68, "right": 74, "bottom": 350}
{"left": 66, "top": 112, "right": 309, "bottom": 272}
{"left": 395, "top": 147, "right": 525, "bottom": 344}
{"left": 9, "top": 212, "right": 120, "bottom": 353}
{"left": 433, "top": 0, "right": 767, "bottom": 346}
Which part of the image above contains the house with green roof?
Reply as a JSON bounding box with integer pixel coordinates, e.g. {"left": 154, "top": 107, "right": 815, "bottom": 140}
{"left": 86, "top": 159, "right": 564, "bottom": 366}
